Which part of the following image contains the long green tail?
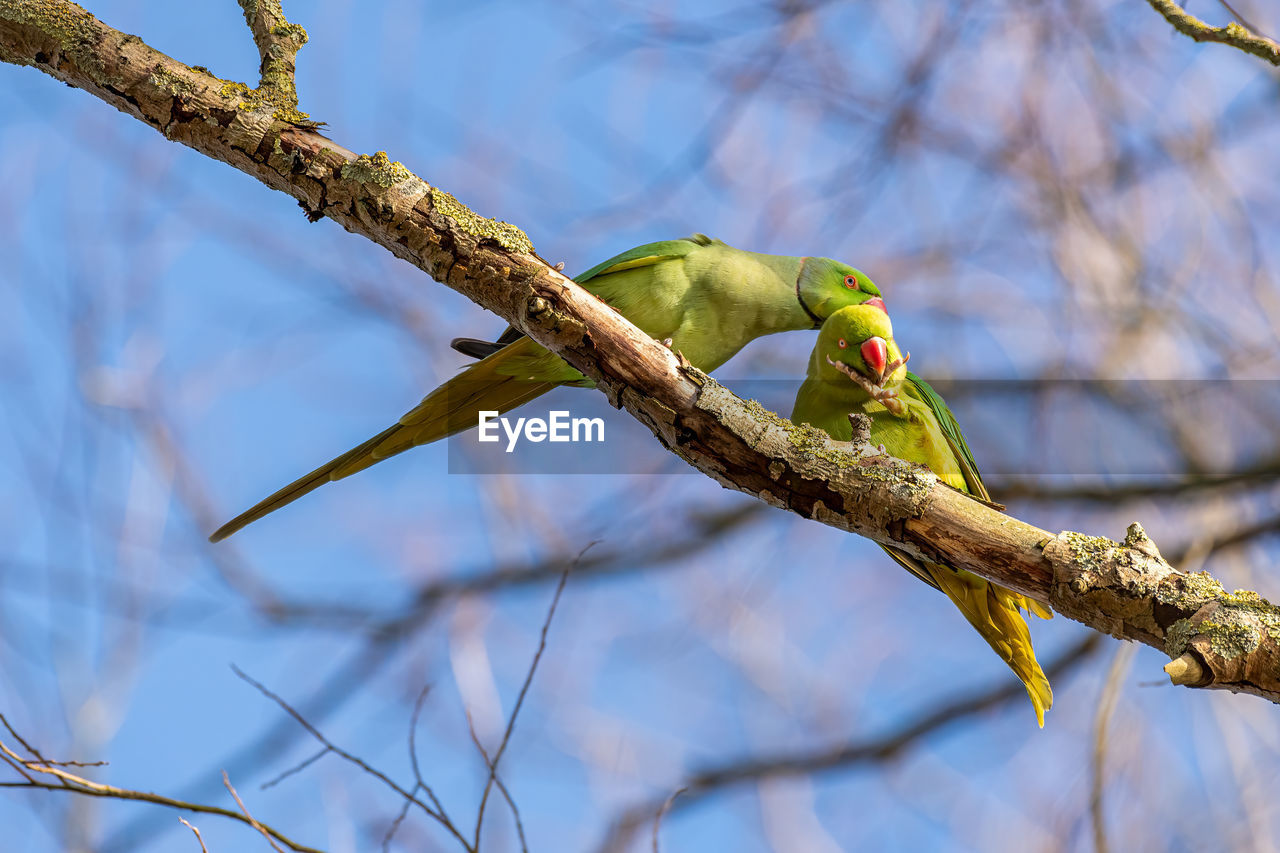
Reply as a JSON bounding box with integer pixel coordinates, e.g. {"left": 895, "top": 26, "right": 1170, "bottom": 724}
{"left": 209, "top": 339, "right": 559, "bottom": 541}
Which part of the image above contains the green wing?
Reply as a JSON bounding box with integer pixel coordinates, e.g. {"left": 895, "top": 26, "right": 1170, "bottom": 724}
{"left": 904, "top": 371, "right": 1053, "bottom": 623}
{"left": 463, "top": 235, "right": 718, "bottom": 353}
{"left": 572, "top": 233, "right": 714, "bottom": 284}
{"left": 903, "top": 371, "right": 988, "bottom": 502}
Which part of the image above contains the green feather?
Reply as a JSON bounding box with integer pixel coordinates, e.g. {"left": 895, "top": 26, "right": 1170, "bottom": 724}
{"left": 213, "top": 235, "right": 885, "bottom": 540}
{"left": 901, "top": 373, "right": 988, "bottom": 502}
{"left": 572, "top": 233, "right": 716, "bottom": 283}
{"left": 790, "top": 305, "right": 1054, "bottom": 726}
{"left": 476, "top": 235, "right": 719, "bottom": 350}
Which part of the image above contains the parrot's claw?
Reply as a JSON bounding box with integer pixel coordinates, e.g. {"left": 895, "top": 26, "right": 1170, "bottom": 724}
{"left": 875, "top": 387, "right": 907, "bottom": 417}
{"left": 825, "top": 354, "right": 875, "bottom": 394}
{"left": 825, "top": 353, "right": 908, "bottom": 415}
{"left": 881, "top": 351, "right": 911, "bottom": 377}
{"left": 553, "top": 261, "right": 565, "bottom": 271}
{"left": 881, "top": 399, "right": 906, "bottom": 417}
{"left": 662, "top": 338, "right": 673, "bottom": 348}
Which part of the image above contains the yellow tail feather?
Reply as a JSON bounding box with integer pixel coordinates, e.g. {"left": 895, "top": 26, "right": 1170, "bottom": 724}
{"left": 884, "top": 546, "right": 1053, "bottom": 727}
{"left": 927, "top": 562, "right": 1053, "bottom": 727}
{"left": 210, "top": 342, "right": 562, "bottom": 541}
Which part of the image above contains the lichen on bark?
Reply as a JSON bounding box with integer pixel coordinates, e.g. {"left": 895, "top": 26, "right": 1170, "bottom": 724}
{"left": 1, "top": 0, "right": 111, "bottom": 85}
{"left": 341, "top": 151, "right": 414, "bottom": 188}
{"left": 427, "top": 187, "right": 533, "bottom": 254}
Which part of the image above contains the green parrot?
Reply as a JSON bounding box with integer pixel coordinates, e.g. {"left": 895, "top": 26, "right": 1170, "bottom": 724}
{"left": 211, "top": 234, "right": 886, "bottom": 541}
{"left": 790, "top": 304, "right": 1054, "bottom": 726}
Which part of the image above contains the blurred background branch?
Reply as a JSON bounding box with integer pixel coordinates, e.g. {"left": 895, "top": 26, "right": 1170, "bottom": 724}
{"left": 0, "top": 715, "right": 321, "bottom": 852}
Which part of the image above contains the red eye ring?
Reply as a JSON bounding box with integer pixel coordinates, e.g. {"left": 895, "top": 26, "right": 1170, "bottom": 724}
{"left": 843, "top": 275, "right": 858, "bottom": 289}
{"left": 837, "top": 338, "right": 848, "bottom": 349}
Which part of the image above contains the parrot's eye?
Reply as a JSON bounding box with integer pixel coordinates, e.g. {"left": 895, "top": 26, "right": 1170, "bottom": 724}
{"left": 843, "top": 275, "right": 858, "bottom": 289}
{"left": 837, "top": 338, "right": 848, "bottom": 349}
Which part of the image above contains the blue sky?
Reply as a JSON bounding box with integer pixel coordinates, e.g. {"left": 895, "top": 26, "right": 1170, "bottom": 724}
{"left": 2, "top": 1, "right": 1279, "bottom": 851}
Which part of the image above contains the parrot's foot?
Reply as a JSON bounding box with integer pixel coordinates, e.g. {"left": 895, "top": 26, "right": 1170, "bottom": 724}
{"left": 825, "top": 353, "right": 909, "bottom": 415}
{"left": 882, "top": 352, "right": 910, "bottom": 376}
{"left": 875, "top": 388, "right": 906, "bottom": 417}
{"left": 553, "top": 261, "right": 566, "bottom": 271}
{"left": 661, "top": 338, "right": 673, "bottom": 348}
{"left": 872, "top": 353, "right": 911, "bottom": 415}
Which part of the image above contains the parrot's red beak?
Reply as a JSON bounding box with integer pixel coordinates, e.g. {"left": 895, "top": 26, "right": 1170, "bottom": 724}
{"left": 860, "top": 337, "right": 888, "bottom": 380}
{"left": 864, "top": 296, "right": 886, "bottom": 314}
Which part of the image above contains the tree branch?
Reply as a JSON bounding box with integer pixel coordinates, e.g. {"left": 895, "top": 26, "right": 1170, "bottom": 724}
{"left": 597, "top": 634, "right": 1104, "bottom": 853}
{"left": 231, "top": 664, "right": 474, "bottom": 849}
{"left": 0, "top": 720, "right": 320, "bottom": 853}
{"left": 2, "top": 0, "right": 1279, "bottom": 700}
{"left": 1145, "top": 0, "right": 1280, "bottom": 66}
{"left": 236, "top": 0, "right": 307, "bottom": 106}
{"left": 221, "top": 771, "right": 287, "bottom": 853}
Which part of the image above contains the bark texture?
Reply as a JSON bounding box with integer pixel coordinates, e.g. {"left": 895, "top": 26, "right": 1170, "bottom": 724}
{"left": 1145, "top": 0, "right": 1280, "bottom": 67}
{"left": 3, "top": 0, "right": 1279, "bottom": 701}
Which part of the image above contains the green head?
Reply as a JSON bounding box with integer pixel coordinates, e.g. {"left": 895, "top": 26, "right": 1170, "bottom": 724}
{"left": 815, "top": 304, "right": 909, "bottom": 397}
{"left": 796, "top": 258, "right": 885, "bottom": 327}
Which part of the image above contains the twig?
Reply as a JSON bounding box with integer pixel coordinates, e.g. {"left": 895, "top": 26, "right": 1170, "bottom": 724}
{"left": 472, "top": 544, "right": 586, "bottom": 851}
{"left": 259, "top": 748, "right": 328, "bottom": 791}
{"left": 97, "top": 502, "right": 760, "bottom": 850}
{"left": 1091, "top": 643, "right": 1137, "bottom": 853}
{"left": 111, "top": 499, "right": 742, "bottom": 850}
{"left": 232, "top": 664, "right": 472, "bottom": 849}
{"left": 380, "top": 787, "right": 421, "bottom": 852}
{"left": 0, "top": 711, "right": 53, "bottom": 768}
{"left": 380, "top": 683, "right": 451, "bottom": 852}
{"left": 223, "top": 771, "right": 286, "bottom": 853}
{"left": 272, "top": 504, "right": 764, "bottom": 630}
{"left": 992, "top": 460, "right": 1280, "bottom": 503}
{"left": 105, "top": 505, "right": 760, "bottom": 849}
{"left": 0, "top": 731, "right": 320, "bottom": 852}
{"left": 406, "top": 683, "right": 448, "bottom": 817}
{"left": 652, "top": 788, "right": 687, "bottom": 853}
{"left": 236, "top": 0, "right": 308, "bottom": 105}
{"left": 1218, "top": 0, "right": 1265, "bottom": 36}
{"left": 464, "top": 713, "right": 526, "bottom": 853}
{"left": 1145, "top": 0, "right": 1280, "bottom": 66}
{"left": 179, "top": 818, "right": 210, "bottom": 853}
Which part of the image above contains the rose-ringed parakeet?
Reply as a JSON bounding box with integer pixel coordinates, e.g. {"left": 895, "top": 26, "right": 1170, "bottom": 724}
{"left": 211, "top": 234, "right": 886, "bottom": 541}
{"left": 791, "top": 305, "right": 1054, "bottom": 726}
